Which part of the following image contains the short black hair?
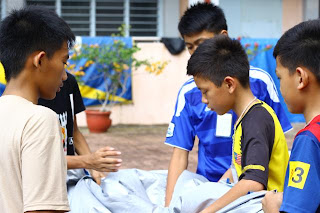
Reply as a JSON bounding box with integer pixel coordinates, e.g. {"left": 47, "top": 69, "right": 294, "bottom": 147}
{"left": 187, "top": 35, "right": 249, "bottom": 88}
{"left": 178, "top": 2, "right": 227, "bottom": 37}
{"left": 274, "top": 19, "right": 320, "bottom": 82}
{"left": 0, "top": 5, "right": 75, "bottom": 81}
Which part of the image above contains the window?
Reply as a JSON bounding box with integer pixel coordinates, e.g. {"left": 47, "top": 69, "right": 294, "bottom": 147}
{"left": 26, "top": 0, "right": 55, "bottom": 10}
{"left": 26, "top": 0, "right": 162, "bottom": 37}
{"left": 61, "top": 0, "right": 90, "bottom": 36}
{"left": 130, "top": 0, "right": 158, "bottom": 36}
{"left": 96, "top": 0, "right": 125, "bottom": 36}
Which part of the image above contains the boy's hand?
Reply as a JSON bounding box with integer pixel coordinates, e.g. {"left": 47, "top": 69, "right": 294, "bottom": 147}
{"left": 90, "top": 170, "right": 106, "bottom": 185}
{"left": 86, "top": 146, "right": 122, "bottom": 172}
{"left": 262, "top": 190, "right": 283, "bottom": 213}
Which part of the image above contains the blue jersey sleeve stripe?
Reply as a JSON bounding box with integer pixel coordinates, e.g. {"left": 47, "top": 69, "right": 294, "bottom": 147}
{"left": 250, "top": 66, "right": 279, "bottom": 94}
{"left": 175, "top": 80, "right": 197, "bottom": 117}
{"left": 249, "top": 68, "right": 280, "bottom": 103}
{"left": 164, "top": 142, "right": 192, "bottom": 152}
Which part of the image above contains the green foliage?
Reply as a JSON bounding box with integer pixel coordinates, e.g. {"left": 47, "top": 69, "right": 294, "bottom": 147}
{"left": 68, "top": 24, "right": 167, "bottom": 111}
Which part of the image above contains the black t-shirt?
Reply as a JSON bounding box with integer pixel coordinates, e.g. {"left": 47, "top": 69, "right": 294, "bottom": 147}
{"left": 38, "top": 72, "right": 85, "bottom": 155}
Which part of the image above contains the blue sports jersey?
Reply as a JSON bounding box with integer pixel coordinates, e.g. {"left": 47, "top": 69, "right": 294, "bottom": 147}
{"left": 165, "top": 66, "right": 292, "bottom": 182}
{"left": 0, "top": 83, "right": 4, "bottom": 96}
{"left": 280, "top": 115, "right": 320, "bottom": 213}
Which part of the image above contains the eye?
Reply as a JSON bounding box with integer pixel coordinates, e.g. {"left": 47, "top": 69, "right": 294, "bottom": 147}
{"left": 186, "top": 45, "right": 193, "bottom": 50}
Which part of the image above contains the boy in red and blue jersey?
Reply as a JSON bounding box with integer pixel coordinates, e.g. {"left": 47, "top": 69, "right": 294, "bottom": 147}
{"left": 262, "top": 19, "right": 320, "bottom": 212}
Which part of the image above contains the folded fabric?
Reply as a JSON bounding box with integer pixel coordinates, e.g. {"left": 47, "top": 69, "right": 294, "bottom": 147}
{"left": 67, "top": 169, "right": 266, "bottom": 213}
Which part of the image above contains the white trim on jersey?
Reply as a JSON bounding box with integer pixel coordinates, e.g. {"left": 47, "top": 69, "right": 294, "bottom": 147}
{"left": 249, "top": 66, "right": 280, "bottom": 103}
{"left": 164, "top": 142, "right": 192, "bottom": 152}
{"left": 175, "top": 79, "right": 197, "bottom": 117}
{"left": 175, "top": 67, "right": 280, "bottom": 117}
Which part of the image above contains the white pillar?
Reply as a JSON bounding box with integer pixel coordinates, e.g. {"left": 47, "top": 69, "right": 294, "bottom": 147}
{"left": 5, "top": 0, "right": 24, "bottom": 15}
{"left": 188, "top": 0, "right": 219, "bottom": 6}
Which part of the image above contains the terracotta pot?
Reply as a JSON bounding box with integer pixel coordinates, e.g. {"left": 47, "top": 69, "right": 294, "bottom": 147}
{"left": 85, "top": 110, "right": 112, "bottom": 133}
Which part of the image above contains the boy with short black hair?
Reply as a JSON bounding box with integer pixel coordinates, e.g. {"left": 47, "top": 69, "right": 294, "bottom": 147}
{"left": 164, "top": 2, "right": 291, "bottom": 206}
{"left": 187, "top": 35, "right": 289, "bottom": 212}
{"left": 0, "top": 6, "right": 75, "bottom": 212}
{"left": 262, "top": 19, "right": 320, "bottom": 212}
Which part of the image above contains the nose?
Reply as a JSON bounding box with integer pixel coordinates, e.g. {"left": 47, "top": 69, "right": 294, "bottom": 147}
{"left": 202, "top": 96, "right": 208, "bottom": 104}
{"left": 62, "top": 69, "right": 68, "bottom": 81}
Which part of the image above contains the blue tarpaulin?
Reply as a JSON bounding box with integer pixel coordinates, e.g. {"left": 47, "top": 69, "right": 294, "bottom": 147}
{"left": 0, "top": 37, "right": 304, "bottom": 122}
{"left": 240, "top": 38, "right": 304, "bottom": 122}
{"left": 72, "top": 36, "right": 133, "bottom": 106}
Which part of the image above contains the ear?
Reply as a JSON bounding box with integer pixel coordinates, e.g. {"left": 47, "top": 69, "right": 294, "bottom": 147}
{"left": 296, "top": 67, "right": 309, "bottom": 90}
{"left": 220, "top": 30, "right": 228, "bottom": 36}
{"left": 224, "top": 76, "right": 236, "bottom": 94}
{"left": 32, "top": 51, "right": 46, "bottom": 68}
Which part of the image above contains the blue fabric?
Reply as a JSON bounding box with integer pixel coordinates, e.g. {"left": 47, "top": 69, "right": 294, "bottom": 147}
{"left": 165, "top": 66, "right": 292, "bottom": 182}
{"left": 240, "top": 38, "right": 304, "bottom": 122}
{"left": 280, "top": 130, "right": 320, "bottom": 212}
{"left": 0, "top": 37, "right": 303, "bottom": 123}
{"left": 0, "top": 83, "right": 4, "bottom": 96}
{"left": 70, "top": 36, "right": 133, "bottom": 106}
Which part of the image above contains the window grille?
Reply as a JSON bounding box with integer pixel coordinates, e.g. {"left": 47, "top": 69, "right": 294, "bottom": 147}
{"left": 26, "top": 0, "right": 161, "bottom": 37}
{"left": 61, "top": 0, "right": 90, "bottom": 36}
{"left": 26, "top": 0, "right": 55, "bottom": 11}
{"left": 96, "top": 0, "right": 124, "bottom": 36}
{"left": 129, "top": 0, "right": 158, "bottom": 36}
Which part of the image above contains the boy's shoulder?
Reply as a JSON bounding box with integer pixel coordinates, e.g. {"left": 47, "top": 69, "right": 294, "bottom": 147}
{"left": 0, "top": 95, "right": 56, "bottom": 119}
{"left": 239, "top": 101, "right": 282, "bottom": 138}
{"left": 242, "top": 101, "right": 274, "bottom": 125}
{"left": 295, "top": 115, "right": 320, "bottom": 143}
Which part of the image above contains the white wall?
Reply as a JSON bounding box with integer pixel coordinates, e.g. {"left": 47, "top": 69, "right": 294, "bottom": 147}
{"left": 220, "top": 0, "right": 282, "bottom": 38}
{"left": 162, "top": 0, "right": 180, "bottom": 37}
{"left": 77, "top": 42, "right": 191, "bottom": 126}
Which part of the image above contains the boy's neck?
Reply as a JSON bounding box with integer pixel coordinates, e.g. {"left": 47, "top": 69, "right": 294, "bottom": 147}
{"left": 303, "top": 96, "right": 320, "bottom": 124}
{"left": 3, "top": 70, "right": 39, "bottom": 104}
{"left": 233, "top": 87, "right": 256, "bottom": 119}
{"left": 299, "top": 82, "right": 320, "bottom": 124}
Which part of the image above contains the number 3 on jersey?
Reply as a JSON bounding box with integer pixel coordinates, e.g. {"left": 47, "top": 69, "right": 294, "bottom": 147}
{"left": 288, "top": 161, "right": 310, "bottom": 189}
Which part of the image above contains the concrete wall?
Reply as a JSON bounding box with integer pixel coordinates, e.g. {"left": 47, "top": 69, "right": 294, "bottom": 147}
{"left": 220, "top": 0, "right": 282, "bottom": 38}
{"left": 77, "top": 42, "right": 190, "bottom": 126}
{"left": 282, "top": 0, "right": 303, "bottom": 33}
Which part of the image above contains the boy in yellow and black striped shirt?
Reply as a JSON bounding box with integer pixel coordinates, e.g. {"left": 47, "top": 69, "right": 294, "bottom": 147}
{"left": 232, "top": 100, "right": 288, "bottom": 192}
{"left": 187, "top": 35, "right": 289, "bottom": 212}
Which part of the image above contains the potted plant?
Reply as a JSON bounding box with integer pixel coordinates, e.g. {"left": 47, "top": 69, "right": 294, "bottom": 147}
{"left": 67, "top": 26, "right": 168, "bottom": 133}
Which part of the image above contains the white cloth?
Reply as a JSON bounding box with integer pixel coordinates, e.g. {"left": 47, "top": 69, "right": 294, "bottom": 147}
{"left": 68, "top": 169, "right": 266, "bottom": 213}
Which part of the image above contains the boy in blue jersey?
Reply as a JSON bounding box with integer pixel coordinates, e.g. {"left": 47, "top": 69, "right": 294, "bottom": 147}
{"left": 164, "top": 2, "right": 292, "bottom": 206}
{"left": 187, "top": 35, "right": 288, "bottom": 213}
{"left": 262, "top": 19, "right": 320, "bottom": 213}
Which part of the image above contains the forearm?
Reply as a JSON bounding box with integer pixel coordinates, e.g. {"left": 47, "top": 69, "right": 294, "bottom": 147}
{"left": 66, "top": 154, "right": 90, "bottom": 169}
{"left": 66, "top": 116, "right": 121, "bottom": 173}
{"left": 73, "top": 123, "right": 92, "bottom": 156}
{"left": 165, "top": 148, "right": 189, "bottom": 207}
{"left": 203, "top": 179, "right": 264, "bottom": 213}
